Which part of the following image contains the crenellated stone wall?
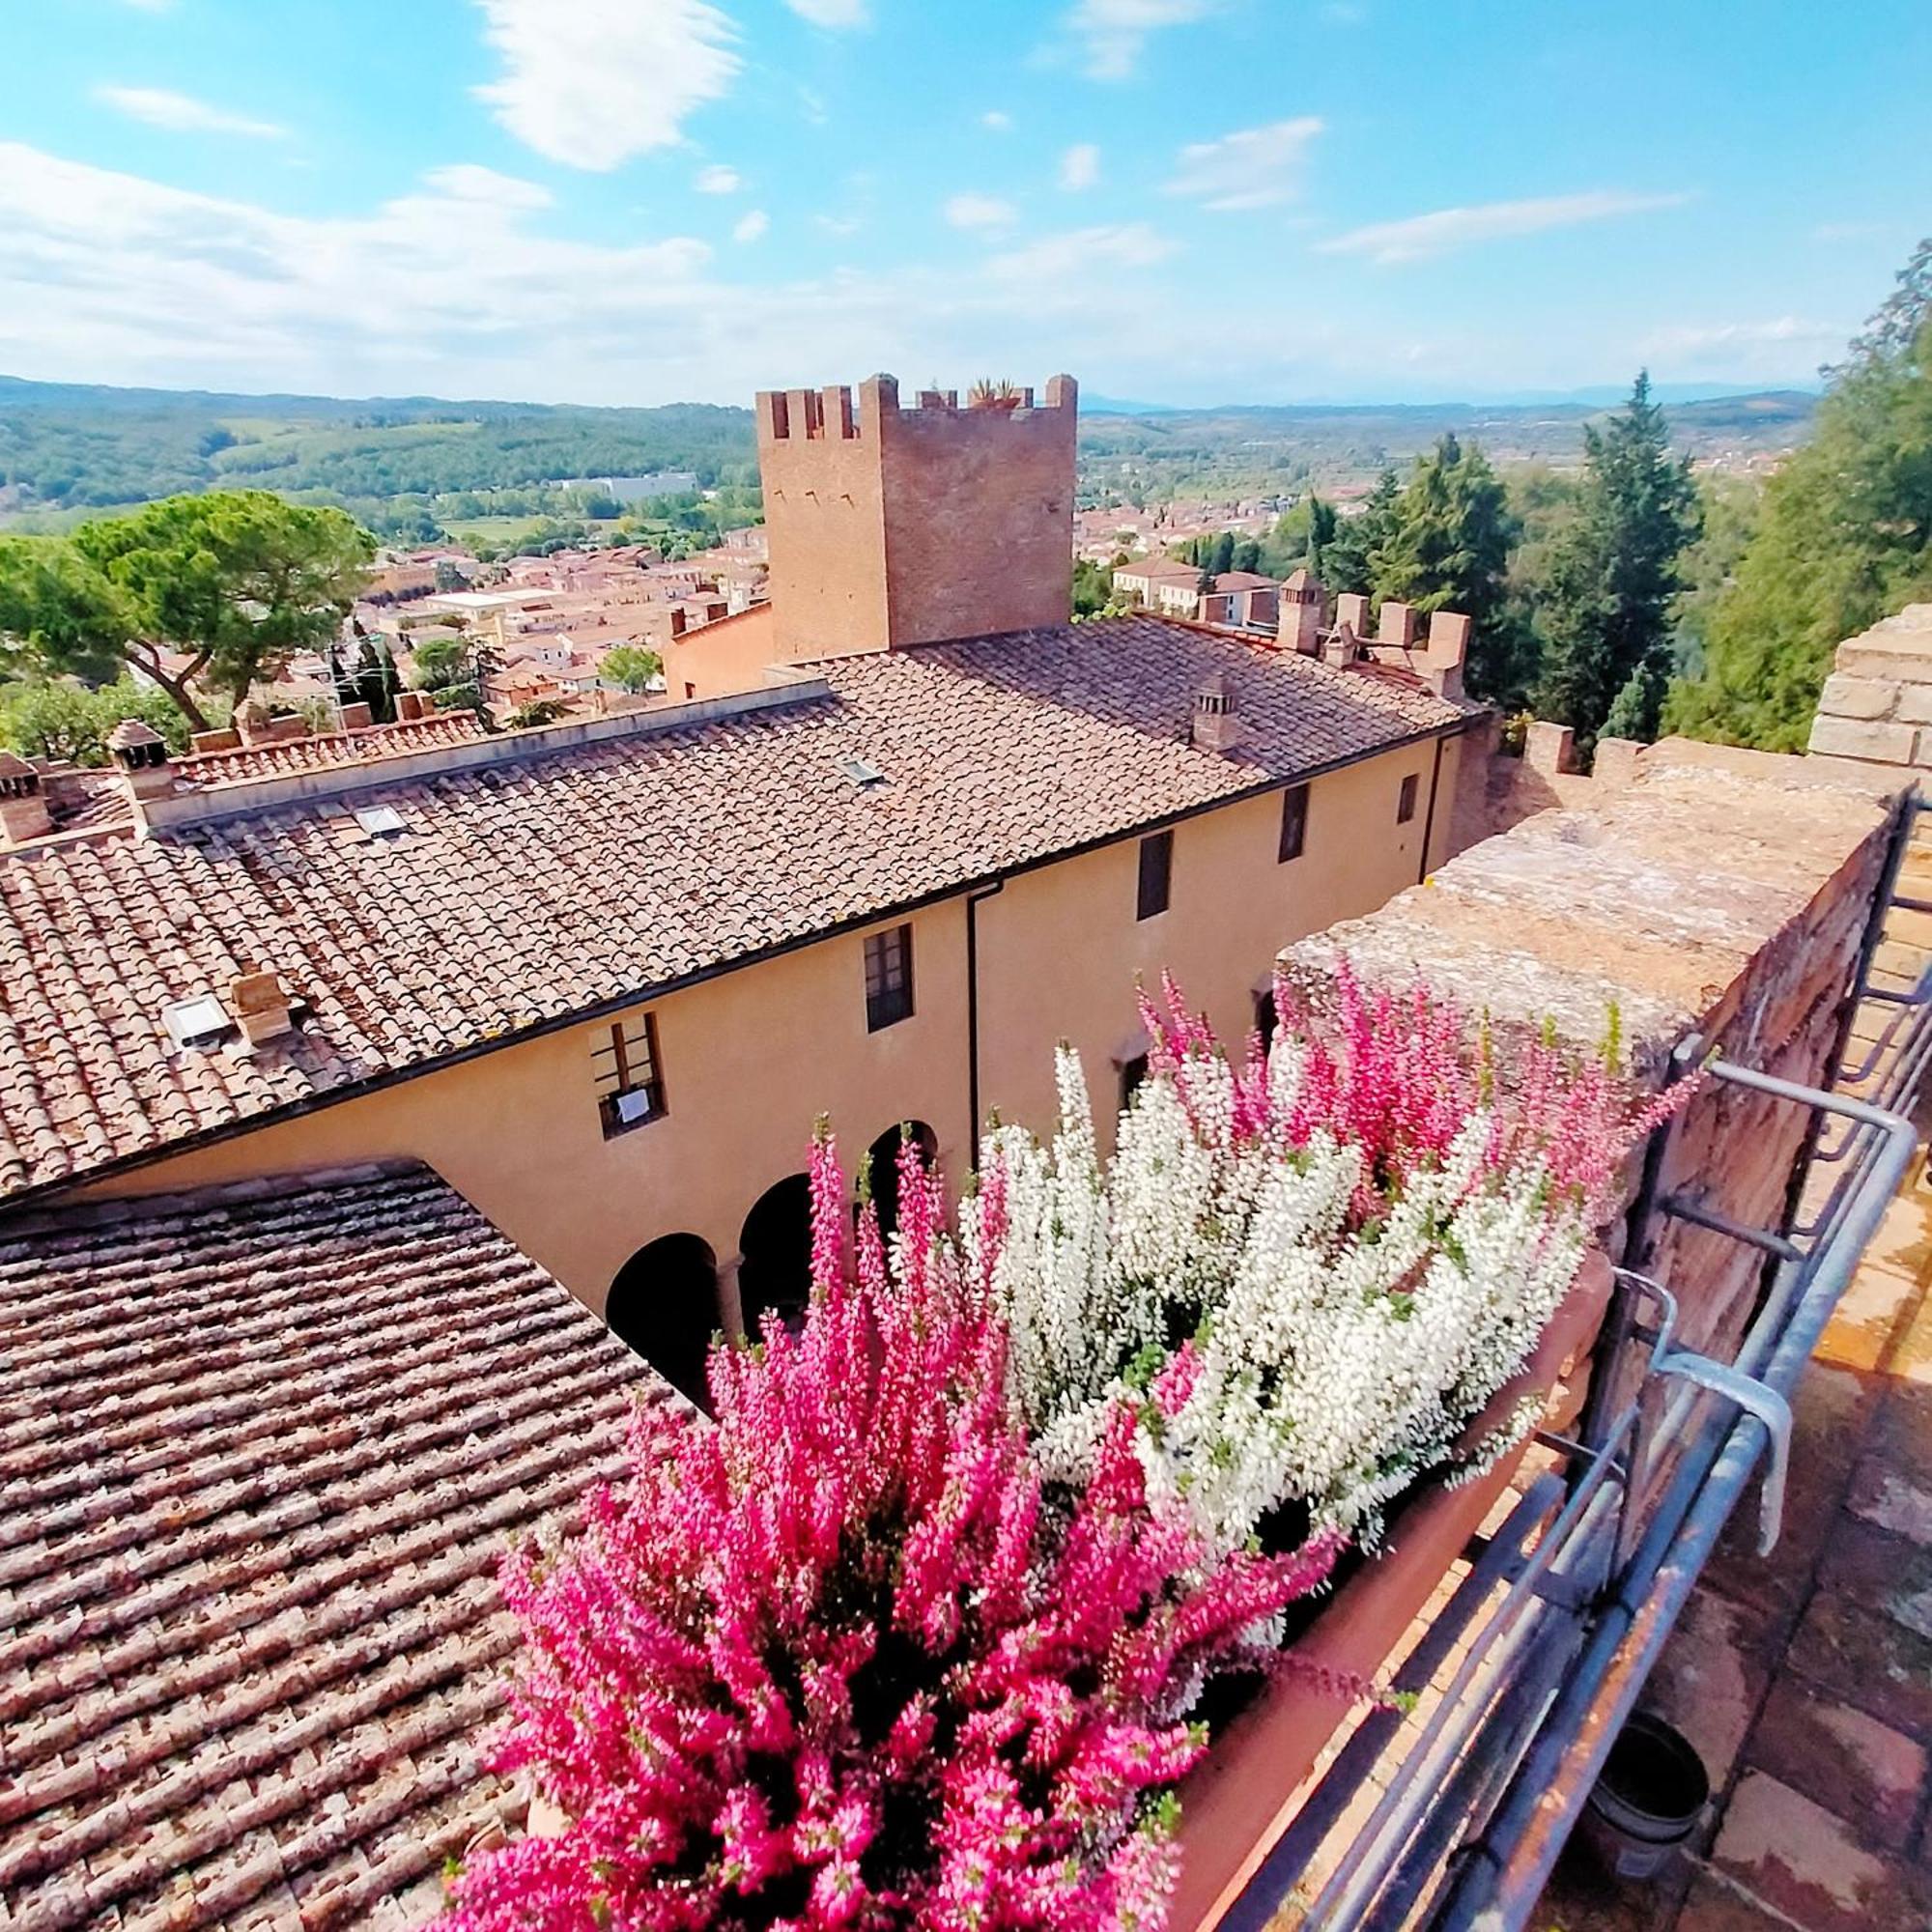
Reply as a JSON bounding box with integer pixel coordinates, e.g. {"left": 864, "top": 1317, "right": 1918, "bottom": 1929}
{"left": 1806, "top": 603, "right": 1932, "bottom": 770}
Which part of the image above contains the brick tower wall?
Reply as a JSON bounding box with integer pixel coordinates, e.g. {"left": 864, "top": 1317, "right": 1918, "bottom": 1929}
{"left": 756, "top": 374, "right": 1078, "bottom": 660}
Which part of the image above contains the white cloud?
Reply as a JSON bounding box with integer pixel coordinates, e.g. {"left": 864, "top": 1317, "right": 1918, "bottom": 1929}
{"left": 945, "top": 192, "right": 1018, "bottom": 231}
{"left": 94, "top": 85, "right": 286, "bottom": 139}
{"left": 1165, "top": 118, "right": 1321, "bottom": 211}
{"left": 981, "top": 110, "right": 1014, "bottom": 131}
{"left": 696, "top": 164, "right": 742, "bottom": 194}
{"left": 1320, "top": 190, "right": 1690, "bottom": 265}
{"left": 0, "top": 138, "right": 1738, "bottom": 411}
{"left": 784, "top": 0, "right": 868, "bottom": 23}
{"left": 733, "top": 209, "right": 770, "bottom": 243}
{"left": 1067, "top": 0, "right": 1220, "bottom": 79}
{"left": 1060, "top": 143, "right": 1101, "bottom": 191}
{"left": 470, "top": 0, "right": 739, "bottom": 170}
{"left": 987, "top": 222, "right": 1176, "bottom": 281}
{"left": 814, "top": 212, "right": 863, "bottom": 236}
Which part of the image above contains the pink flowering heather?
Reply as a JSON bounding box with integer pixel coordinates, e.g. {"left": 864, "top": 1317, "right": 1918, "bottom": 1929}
{"left": 1144, "top": 963, "right": 1690, "bottom": 1217}
{"left": 445, "top": 1130, "right": 1338, "bottom": 1932}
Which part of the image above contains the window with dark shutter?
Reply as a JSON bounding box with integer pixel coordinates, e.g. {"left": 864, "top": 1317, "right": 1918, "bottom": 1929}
{"left": 1279, "top": 783, "right": 1309, "bottom": 862}
{"left": 1397, "top": 773, "right": 1419, "bottom": 824}
{"left": 1137, "top": 830, "right": 1173, "bottom": 921}
{"left": 865, "top": 923, "right": 915, "bottom": 1031}
{"left": 1121, "top": 1052, "right": 1150, "bottom": 1110}
{"left": 593, "top": 1012, "right": 666, "bottom": 1137}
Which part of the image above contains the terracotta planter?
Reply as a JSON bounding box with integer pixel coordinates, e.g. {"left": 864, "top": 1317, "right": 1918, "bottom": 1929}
{"left": 1168, "top": 1249, "right": 1615, "bottom": 1930}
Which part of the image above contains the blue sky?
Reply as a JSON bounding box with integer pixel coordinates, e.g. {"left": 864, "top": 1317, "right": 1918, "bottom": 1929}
{"left": 0, "top": 0, "right": 1925, "bottom": 407}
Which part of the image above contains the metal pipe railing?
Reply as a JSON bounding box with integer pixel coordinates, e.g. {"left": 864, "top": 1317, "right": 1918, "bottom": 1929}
{"left": 1433, "top": 1070, "right": 1918, "bottom": 1928}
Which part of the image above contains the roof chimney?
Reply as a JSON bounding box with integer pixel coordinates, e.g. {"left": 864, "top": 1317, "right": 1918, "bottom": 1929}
{"left": 1378, "top": 601, "right": 1422, "bottom": 650}
{"left": 0, "top": 753, "right": 52, "bottom": 849}
{"left": 1422, "top": 610, "right": 1470, "bottom": 700}
{"left": 1334, "top": 592, "right": 1370, "bottom": 642}
{"left": 107, "top": 719, "right": 175, "bottom": 805}
{"left": 229, "top": 968, "right": 295, "bottom": 1047}
{"left": 1277, "top": 568, "right": 1324, "bottom": 655}
{"left": 1190, "top": 670, "right": 1242, "bottom": 753}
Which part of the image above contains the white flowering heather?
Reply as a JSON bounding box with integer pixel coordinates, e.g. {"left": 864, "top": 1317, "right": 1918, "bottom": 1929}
{"left": 968, "top": 971, "right": 1687, "bottom": 1559}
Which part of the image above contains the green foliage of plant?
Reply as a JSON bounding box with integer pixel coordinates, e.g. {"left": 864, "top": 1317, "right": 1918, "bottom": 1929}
{"left": 1323, "top": 469, "right": 1398, "bottom": 597}
{"left": 0, "top": 674, "right": 202, "bottom": 765}
{"left": 1532, "top": 374, "right": 1700, "bottom": 751}
{"left": 506, "top": 697, "right": 570, "bottom": 729}
{"left": 1071, "top": 558, "right": 1132, "bottom": 620}
{"left": 1370, "top": 434, "right": 1532, "bottom": 705}
{"left": 408, "top": 635, "right": 469, "bottom": 692}
{"left": 599, "top": 644, "right": 663, "bottom": 694}
{"left": 0, "top": 491, "right": 374, "bottom": 730}
{"left": 1666, "top": 238, "right": 1932, "bottom": 750}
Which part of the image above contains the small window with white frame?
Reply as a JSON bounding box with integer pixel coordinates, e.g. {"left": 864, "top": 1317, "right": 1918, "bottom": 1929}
{"left": 592, "top": 1012, "right": 666, "bottom": 1137}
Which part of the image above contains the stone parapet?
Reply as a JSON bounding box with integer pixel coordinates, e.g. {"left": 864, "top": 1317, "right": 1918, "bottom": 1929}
{"left": 1807, "top": 603, "right": 1932, "bottom": 770}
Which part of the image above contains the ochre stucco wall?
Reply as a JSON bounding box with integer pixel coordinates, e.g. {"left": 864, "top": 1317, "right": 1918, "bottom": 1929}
{"left": 72, "top": 732, "right": 1469, "bottom": 1345}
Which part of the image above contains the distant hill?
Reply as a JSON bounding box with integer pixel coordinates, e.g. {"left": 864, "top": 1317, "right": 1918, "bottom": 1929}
{"left": 0, "top": 374, "right": 1819, "bottom": 527}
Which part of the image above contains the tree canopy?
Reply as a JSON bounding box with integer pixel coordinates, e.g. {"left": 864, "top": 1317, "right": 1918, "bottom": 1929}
{"left": 1369, "top": 433, "right": 1528, "bottom": 704}
{"left": 1533, "top": 374, "right": 1700, "bottom": 749}
{"left": 0, "top": 491, "right": 374, "bottom": 730}
{"left": 1666, "top": 239, "right": 1932, "bottom": 750}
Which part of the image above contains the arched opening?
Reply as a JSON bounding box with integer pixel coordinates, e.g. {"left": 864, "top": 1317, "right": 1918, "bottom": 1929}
{"left": 606, "top": 1234, "right": 720, "bottom": 1407}
{"left": 738, "top": 1174, "right": 813, "bottom": 1339}
{"left": 863, "top": 1121, "right": 939, "bottom": 1245}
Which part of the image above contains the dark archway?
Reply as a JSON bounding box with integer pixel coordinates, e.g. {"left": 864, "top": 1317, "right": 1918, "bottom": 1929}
{"left": 864, "top": 1121, "right": 938, "bottom": 1245}
{"left": 606, "top": 1234, "right": 720, "bottom": 1407}
{"left": 739, "top": 1174, "right": 813, "bottom": 1338}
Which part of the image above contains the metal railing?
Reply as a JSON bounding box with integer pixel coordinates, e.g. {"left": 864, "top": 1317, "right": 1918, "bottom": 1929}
{"left": 1221, "top": 791, "right": 1931, "bottom": 1932}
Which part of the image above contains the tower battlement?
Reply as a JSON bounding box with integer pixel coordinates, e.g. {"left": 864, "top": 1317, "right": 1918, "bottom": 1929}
{"left": 755, "top": 373, "right": 1079, "bottom": 660}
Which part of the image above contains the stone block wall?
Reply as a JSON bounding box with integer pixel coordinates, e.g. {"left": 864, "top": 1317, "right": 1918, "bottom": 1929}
{"left": 1807, "top": 603, "right": 1932, "bottom": 770}
{"left": 1285, "top": 737, "right": 1904, "bottom": 1392}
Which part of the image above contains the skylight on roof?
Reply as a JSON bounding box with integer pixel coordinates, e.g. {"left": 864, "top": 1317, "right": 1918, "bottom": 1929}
{"left": 841, "top": 756, "right": 887, "bottom": 787}
{"left": 353, "top": 804, "right": 409, "bottom": 838}
{"left": 161, "top": 993, "right": 232, "bottom": 1052}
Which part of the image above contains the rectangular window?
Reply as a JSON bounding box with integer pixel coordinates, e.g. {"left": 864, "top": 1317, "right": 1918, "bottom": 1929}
{"left": 1137, "top": 830, "right": 1173, "bottom": 921}
{"left": 865, "top": 923, "right": 915, "bottom": 1032}
{"left": 592, "top": 1012, "right": 666, "bottom": 1137}
{"left": 1397, "top": 773, "right": 1420, "bottom": 824}
{"left": 1121, "top": 1052, "right": 1150, "bottom": 1111}
{"left": 1279, "top": 783, "right": 1309, "bottom": 863}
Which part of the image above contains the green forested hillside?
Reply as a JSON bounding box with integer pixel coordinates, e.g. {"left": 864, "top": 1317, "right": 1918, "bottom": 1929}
{"left": 0, "top": 374, "right": 1815, "bottom": 534}
{"left": 0, "top": 379, "right": 761, "bottom": 516}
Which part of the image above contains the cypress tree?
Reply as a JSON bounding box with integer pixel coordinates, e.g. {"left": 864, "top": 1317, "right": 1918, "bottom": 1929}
{"left": 1369, "top": 433, "right": 1529, "bottom": 704}
{"left": 1536, "top": 373, "right": 1700, "bottom": 747}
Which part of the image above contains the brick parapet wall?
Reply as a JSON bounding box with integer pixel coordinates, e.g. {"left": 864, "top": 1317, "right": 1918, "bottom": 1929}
{"left": 1806, "top": 602, "right": 1932, "bottom": 769}
{"left": 1284, "top": 737, "right": 1904, "bottom": 1375}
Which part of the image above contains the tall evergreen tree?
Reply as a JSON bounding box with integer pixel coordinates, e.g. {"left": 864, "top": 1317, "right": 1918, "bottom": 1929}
{"left": 1665, "top": 239, "right": 1932, "bottom": 749}
{"left": 1368, "top": 433, "right": 1528, "bottom": 703}
{"left": 1322, "top": 469, "right": 1398, "bottom": 594}
{"left": 1535, "top": 373, "right": 1700, "bottom": 748}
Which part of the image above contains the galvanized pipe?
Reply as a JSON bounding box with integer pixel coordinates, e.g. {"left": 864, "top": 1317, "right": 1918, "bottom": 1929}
{"left": 1435, "top": 1072, "right": 1917, "bottom": 1929}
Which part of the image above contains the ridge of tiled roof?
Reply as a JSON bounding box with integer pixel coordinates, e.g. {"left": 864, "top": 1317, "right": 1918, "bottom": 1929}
{"left": 0, "top": 616, "right": 1476, "bottom": 1202}
{"left": 0, "top": 1161, "right": 676, "bottom": 1930}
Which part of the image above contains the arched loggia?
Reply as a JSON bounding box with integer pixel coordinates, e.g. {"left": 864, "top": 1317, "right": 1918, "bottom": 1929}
{"left": 863, "top": 1120, "right": 939, "bottom": 1246}
{"left": 606, "top": 1234, "right": 721, "bottom": 1406}
{"left": 738, "top": 1173, "right": 813, "bottom": 1339}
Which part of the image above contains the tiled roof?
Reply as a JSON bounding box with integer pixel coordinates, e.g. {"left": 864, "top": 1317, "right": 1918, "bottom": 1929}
{"left": 43, "top": 772, "right": 137, "bottom": 840}
{"left": 0, "top": 617, "right": 1472, "bottom": 1200}
{"left": 0, "top": 1162, "right": 673, "bottom": 1930}
{"left": 175, "top": 716, "right": 491, "bottom": 791}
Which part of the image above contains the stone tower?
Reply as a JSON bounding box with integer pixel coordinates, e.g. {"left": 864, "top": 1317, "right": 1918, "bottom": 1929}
{"left": 755, "top": 373, "right": 1078, "bottom": 661}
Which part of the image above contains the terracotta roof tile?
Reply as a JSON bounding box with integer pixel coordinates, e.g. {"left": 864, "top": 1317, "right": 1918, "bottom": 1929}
{"left": 0, "top": 1163, "right": 674, "bottom": 1930}
{"left": 175, "top": 717, "right": 489, "bottom": 791}
{"left": 0, "top": 617, "right": 1473, "bottom": 1200}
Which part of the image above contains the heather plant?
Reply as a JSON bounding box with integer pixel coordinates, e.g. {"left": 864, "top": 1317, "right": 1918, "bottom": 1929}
{"left": 971, "top": 968, "right": 1687, "bottom": 1556}
{"left": 445, "top": 1131, "right": 1338, "bottom": 1932}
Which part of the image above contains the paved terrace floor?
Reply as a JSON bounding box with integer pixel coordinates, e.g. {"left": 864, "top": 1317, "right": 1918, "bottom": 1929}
{"left": 1532, "top": 811, "right": 1932, "bottom": 1931}
{"left": 1534, "top": 1148, "right": 1932, "bottom": 1931}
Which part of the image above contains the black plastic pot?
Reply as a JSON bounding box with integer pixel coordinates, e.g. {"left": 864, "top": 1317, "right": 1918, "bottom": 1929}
{"left": 1579, "top": 1711, "right": 1710, "bottom": 1881}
